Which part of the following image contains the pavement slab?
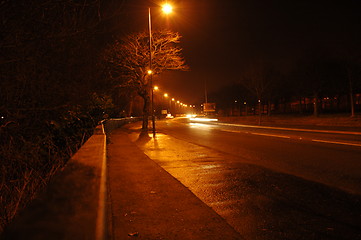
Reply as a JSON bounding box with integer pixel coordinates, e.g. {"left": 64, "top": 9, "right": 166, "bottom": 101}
{"left": 106, "top": 128, "right": 243, "bottom": 240}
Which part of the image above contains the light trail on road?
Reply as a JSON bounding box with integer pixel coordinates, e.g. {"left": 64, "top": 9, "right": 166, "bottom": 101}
{"left": 249, "top": 132, "right": 291, "bottom": 139}
{"left": 312, "top": 139, "right": 361, "bottom": 147}
{"left": 217, "top": 122, "right": 361, "bottom": 136}
{"left": 220, "top": 126, "right": 361, "bottom": 147}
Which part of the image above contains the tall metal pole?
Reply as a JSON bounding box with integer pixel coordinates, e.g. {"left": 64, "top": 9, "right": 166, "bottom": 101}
{"left": 148, "top": 8, "right": 156, "bottom": 137}
{"left": 204, "top": 79, "right": 208, "bottom": 103}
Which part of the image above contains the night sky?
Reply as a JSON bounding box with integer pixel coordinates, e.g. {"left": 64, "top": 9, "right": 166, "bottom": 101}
{"left": 121, "top": 0, "right": 361, "bottom": 105}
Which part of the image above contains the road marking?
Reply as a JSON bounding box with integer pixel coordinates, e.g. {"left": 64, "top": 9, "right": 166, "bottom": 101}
{"left": 251, "top": 132, "right": 291, "bottom": 139}
{"left": 219, "top": 125, "right": 361, "bottom": 145}
{"left": 221, "top": 129, "right": 291, "bottom": 139}
{"left": 217, "top": 122, "right": 361, "bottom": 136}
{"left": 221, "top": 129, "right": 241, "bottom": 133}
{"left": 311, "top": 139, "right": 361, "bottom": 147}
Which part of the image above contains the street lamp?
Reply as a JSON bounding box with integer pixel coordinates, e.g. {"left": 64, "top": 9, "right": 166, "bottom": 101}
{"left": 171, "top": 98, "right": 175, "bottom": 114}
{"left": 148, "top": 3, "right": 173, "bottom": 138}
{"left": 163, "top": 93, "right": 169, "bottom": 114}
{"left": 162, "top": 3, "right": 173, "bottom": 14}
{"left": 244, "top": 101, "right": 247, "bottom": 116}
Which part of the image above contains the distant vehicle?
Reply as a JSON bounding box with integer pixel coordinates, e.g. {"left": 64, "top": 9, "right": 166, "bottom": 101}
{"left": 187, "top": 114, "right": 218, "bottom": 122}
{"left": 166, "top": 113, "right": 174, "bottom": 119}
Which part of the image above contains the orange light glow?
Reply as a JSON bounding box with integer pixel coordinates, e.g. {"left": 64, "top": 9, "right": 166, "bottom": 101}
{"left": 162, "top": 3, "right": 173, "bottom": 14}
{"left": 190, "top": 117, "right": 218, "bottom": 122}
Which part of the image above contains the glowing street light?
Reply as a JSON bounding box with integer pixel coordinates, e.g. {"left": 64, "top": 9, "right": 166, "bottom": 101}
{"left": 162, "top": 3, "right": 173, "bottom": 14}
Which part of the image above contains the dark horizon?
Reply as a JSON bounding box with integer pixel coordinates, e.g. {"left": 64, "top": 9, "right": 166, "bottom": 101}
{"left": 118, "top": 0, "right": 361, "bottom": 105}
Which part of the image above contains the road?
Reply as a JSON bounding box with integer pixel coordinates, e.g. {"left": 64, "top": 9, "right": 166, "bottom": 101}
{"left": 129, "top": 117, "right": 361, "bottom": 240}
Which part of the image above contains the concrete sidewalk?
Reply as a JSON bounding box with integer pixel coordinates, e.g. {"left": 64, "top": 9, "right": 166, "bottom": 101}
{"left": 106, "top": 128, "right": 243, "bottom": 240}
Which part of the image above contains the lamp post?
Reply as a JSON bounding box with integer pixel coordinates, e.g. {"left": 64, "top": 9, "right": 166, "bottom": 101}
{"left": 163, "top": 93, "right": 168, "bottom": 114}
{"left": 148, "top": 8, "right": 156, "bottom": 137}
{"left": 148, "top": 3, "right": 173, "bottom": 138}
{"left": 171, "top": 98, "right": 175, "bottom": 114}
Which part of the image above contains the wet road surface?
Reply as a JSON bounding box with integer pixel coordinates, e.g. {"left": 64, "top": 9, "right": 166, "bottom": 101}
{"left": 127, "top": 118, "right": 361, "bottom": 240}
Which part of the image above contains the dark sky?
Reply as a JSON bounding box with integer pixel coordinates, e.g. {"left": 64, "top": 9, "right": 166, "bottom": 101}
{"left": 121, "top": 0, "right": 361, "bottom": 105}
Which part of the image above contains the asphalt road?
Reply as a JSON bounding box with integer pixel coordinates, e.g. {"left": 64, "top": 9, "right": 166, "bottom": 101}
{"left": 129, "top": 118, "right": 361, "bottom": 240}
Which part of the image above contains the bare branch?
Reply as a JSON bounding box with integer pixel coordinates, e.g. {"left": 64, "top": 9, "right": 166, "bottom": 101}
{"left": 103, "top": 29, "right": 188, "bottom": 131}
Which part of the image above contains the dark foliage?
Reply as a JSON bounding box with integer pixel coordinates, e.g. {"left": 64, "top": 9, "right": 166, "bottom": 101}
{"left": 0, "top": 0, "right": 126, "bottom": 231}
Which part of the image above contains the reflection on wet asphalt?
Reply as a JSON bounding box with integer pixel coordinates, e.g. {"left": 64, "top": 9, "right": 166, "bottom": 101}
{"left": 129, "top": 131, "right": 361, "bottom": 240}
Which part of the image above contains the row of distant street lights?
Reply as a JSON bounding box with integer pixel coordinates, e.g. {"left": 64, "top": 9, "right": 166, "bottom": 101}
{"left": 153, "top": 85, "right": 194, "bottom": 110}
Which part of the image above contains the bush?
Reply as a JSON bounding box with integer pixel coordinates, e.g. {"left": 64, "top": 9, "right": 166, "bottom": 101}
{"left": 0, "top": 107, "right": 99, "bottom": 232}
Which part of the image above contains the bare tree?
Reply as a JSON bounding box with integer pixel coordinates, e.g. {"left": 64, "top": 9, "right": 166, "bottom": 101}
{"left": 240, "top": 62, "right": 272, "bottom": 124}
{"left": 104, "top": 30, "right": 188, "bottom": 133}
{"left": 338, "top": 50, "right": 361, "bottom": 117}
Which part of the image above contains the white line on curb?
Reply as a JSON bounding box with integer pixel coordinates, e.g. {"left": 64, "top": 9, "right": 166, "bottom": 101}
{"left": 95, "top": 125, "right": 107, "bottom": 240}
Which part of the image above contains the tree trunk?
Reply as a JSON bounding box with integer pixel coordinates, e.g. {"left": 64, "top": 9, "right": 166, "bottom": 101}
{"left": 141, "top": 94, "right": 150, "bottom": 132}
{"left": 258, "top": 100, "right": 262, "bottom": 125}
{"left": 348, "top": 68, "right": 355, "bottom": 117}
{"left": 283, "top": 99, "right": 287, "bottom": 113}
{"left": 313, "top": 92, "right": 319, "bottom": 117}
{"left": 127, "top": 97, "right": 133, "bottom": 117}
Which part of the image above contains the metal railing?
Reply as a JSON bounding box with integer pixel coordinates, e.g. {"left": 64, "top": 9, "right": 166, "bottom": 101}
{"left": 103, "top": 117, "right": 141, "bottom": 134}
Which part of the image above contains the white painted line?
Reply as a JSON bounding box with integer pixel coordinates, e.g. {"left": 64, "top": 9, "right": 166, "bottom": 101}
{"left": 96, "top": 125, "right": 107, "bottom": 240}
{"left": 220, "top": 129, "right": 290, "bottom": 139}
{"left": 221, "top": 129, "right": 241, "bottom": 133}
{"left": 217, "top": 122, "right": 361, "bottom": 136}
{"left": 312, "top": 139, "right": 361, "bottom": 147}
{"left": 251, "top": 132, "right": 291, "bottom": 139}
